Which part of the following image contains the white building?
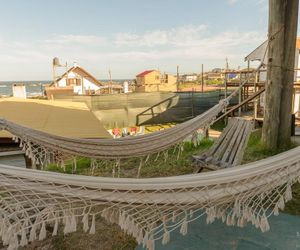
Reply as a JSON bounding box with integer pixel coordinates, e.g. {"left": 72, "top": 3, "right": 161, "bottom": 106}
{"left": 12, "top": 84, "right": 27, "bottom": 99}
{"left": 182, "top": 74, "right": 198, "bottom": 82}
{"left": 49, "top": 64, "right": 102, "bottom": 95}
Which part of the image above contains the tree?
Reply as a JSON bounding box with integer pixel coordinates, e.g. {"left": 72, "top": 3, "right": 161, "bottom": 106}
{"left": 262, "top": 0, "right": 299, "bottom": 150}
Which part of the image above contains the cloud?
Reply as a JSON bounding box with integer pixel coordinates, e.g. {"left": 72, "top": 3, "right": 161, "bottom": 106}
{"left": 227, "top": 0, "right": 238, "bottom": 5}
{"left": 41, "top": 35, "right": 107, "bottom": 50}
{"left": 111, "top": 25, "right": 264, "bottom": 61}
{"left": 0, "top": 25, "right": 266, "bottom": 79}
{"left": 114, "top": 25, "right": 207, "bottom": 47}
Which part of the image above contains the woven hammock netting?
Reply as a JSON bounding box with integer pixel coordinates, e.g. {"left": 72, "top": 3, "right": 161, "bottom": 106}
{"left": 0, "top": 148, "right": 299, "bottom": 250}
{"left": 1, "top": 72, "right": 297, "bottom": 250}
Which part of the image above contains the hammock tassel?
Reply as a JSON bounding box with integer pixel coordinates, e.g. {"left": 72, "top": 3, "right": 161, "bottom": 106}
{"left": 52, "top": 218, "right": 59, "bottom": 236}
{"left": 226, "top": 214, "right": 232, "bottom": 226}
{"left": 39, "top": 221, "right": 47, "bottom": 241}
{"left": 172, "top": 211, "right": 176, "bottom": 223}
{"left": 7, "top": 234, "right": 18, "bottom": 250}
{"left": 180, "top": 218, "right": 188, "bottom": 236}
{"left": 71, "top": 214, "right": 77, "bottom": 232}
{"left": 189, "top": 209, "right": 194, "bottom": 218}
{"left": 116, "top": 159, "right": 121, "bottom": 178}
{"left": 162, "top": 230, "right": 170, "bottom": 245}
{"left": 137, "top": 229, "right": 144, "bottom": 245}
{"left": 89, "top": 215, "right": 96, "bottom": 234}
{"left": 20, "top": 229, "right": 28, "bottom": 247}
{"left": 285, "top": 184, "right": 292, "bottom": 202}
{"left": 260, "top": 215, "right": 270, "bottom": 232}
{"left": 137, "top": 158, "right": 143, "bottom": 178}
{"left": 29, "top": 224, "right": 37, "bottom": 242}
{"left": 277, "top": 196, "right": 285, "bottom": 210}
{"left": 274, "top": 205, "right": 279, "bottom": 216}
{"left": 142, "top": 232, "right": 149, "bottom": 248}
{"left": 82, "top": 214, "right": 89, "bottom": 233}
{"left": 146, "top": 236, "right": 155, "bottom": 250}
{"left": 119, "top": 211, "right": 125, "bottom": 229}
{"left": 2, "top": 226, "right": 12, "bottom": 246}
{"left": 73, "top": 157, "right": 77, "bottom": 172}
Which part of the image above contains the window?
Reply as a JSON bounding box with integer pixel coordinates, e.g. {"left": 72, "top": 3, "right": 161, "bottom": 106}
{"left": 66, "top": 78, "right": 81, "bottom": 86}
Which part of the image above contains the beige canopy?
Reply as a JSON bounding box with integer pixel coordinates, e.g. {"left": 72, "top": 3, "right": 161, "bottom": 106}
{"left": 0, "top": 98, "right": 111, "bottom": 139}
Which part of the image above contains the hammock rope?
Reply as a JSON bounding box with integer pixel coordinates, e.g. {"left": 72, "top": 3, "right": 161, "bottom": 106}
{"left": 0, "top": 145, "right": 299, "bottom": 249}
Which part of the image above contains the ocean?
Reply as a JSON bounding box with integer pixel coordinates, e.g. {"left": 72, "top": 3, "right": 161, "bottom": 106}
{"left": 0, "top": 81, "right": 51, "bottom": 97}
{"left": 0, "top": 79, "right": 130, "bottom": 97}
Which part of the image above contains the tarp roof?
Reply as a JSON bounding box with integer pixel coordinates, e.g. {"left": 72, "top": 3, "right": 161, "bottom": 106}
{"left": 244, "top": 40, "right": 268, "bottom": 63}
{"left": 0, "top": 98, "right": 111, "bottom": 139}
{"left": 245, "top": 37, "right": 300, "bottom": 63}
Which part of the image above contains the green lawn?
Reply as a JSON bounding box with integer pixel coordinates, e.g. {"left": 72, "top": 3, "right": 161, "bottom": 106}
{"left": 46, "top": 138, "right": 214, "bottom": 178}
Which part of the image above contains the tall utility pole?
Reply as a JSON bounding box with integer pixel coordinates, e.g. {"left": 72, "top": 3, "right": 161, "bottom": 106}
{"left": 108, "top": 68, "right": 112, "bottom": 94}
{"left": 262, "top": 0, "right": 299, "bottom": 150}
{"left": 176, "top": 65, "right": 179, "bottom": 91}
{"left": 201, "top": 64, "right": 204, "bottom": 93}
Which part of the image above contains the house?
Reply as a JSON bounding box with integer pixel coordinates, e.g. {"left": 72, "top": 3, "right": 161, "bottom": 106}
{"left": 47, "top": 63, "right": 102, "bottom": 97}
{"left": 182, "top": 74, "right": 198, "bottom": 82}
{"left": 135, "top": 70, "right": 177, "bottom": 92}
{"left": 207, "top": 72, "right": 223, "bottom": 81}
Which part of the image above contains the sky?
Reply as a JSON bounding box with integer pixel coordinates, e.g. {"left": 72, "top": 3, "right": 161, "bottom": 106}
{"left": 0, "top": 0, "right": 272, "bottom": 80}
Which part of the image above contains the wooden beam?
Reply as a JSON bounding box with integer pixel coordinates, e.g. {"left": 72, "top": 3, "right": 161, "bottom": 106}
{"left": 214, "top": 87, "right": 265, "bottom": 123}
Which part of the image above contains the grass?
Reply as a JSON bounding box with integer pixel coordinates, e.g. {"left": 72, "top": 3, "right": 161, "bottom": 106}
{"left": 46, "top": 138, "right": 214, "bottom": 178}
{"left": 243, "top": 129, "right": 297, "bottom": 163}
{"left": 242, "top": 129, "right": 300, "bottom": 216}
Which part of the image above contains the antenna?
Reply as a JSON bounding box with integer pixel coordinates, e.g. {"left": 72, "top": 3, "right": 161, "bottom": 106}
{"left": 52, "top": 57, "right": 67, "bottom": 86}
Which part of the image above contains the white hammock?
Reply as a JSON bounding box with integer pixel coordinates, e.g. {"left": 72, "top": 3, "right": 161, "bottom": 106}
{"left": 0, "top": 97, "right": 228, "bottom": 160}
{"left": 0, "top": 145, "right": 299, "bottom": 249}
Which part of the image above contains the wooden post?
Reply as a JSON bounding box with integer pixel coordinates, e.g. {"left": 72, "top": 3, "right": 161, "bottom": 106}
{"left": 191, "top": 89, "right": 195, "bottom": 117}
{"left": 262, "top": 0, "right": 299, "bottom": 149}
{"left": 109, "top": 68, "right": 112, "bottom": 94}
{"left": 278, "top": 0, "right": 299, "bottom": 146}
{"left": 224, "top": 69, "right": 228, "bottom": 121}
{"left": 254, "top": 71, "right": 259, "bottom": 120}
{"left": 238, "top": 72, "right": 242, "bottom": 117}
{"left": 176, "top": 65, "right": 179, "bottom": 91}
{"left": 201, "top": 64, "right": 204, "bottom": 93}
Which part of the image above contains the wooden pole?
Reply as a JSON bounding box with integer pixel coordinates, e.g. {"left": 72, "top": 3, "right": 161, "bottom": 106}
{"left": 238, "top": 72, "right": 242, "bottom": 117}
{"left": 262, "top": 0, "right": 299, "bottom": 150}
{"left": 109, "top": 68, "right": 112, "bottom": 94}
{"left": 201, "top": 64, "right": 204, "bottom": 93}
{"left": 254, "top": 71, "right": 258, "bottom": 120}
{"left": 176, "top": 65, "right": 179, "bottom": 91}
{"left": 278, "top": 0, "right": 298, "bottom": 147}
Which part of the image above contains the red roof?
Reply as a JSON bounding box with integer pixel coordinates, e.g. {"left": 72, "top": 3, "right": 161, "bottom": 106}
{"left": 136, "top": 70, "right": 155, "bottom": 77}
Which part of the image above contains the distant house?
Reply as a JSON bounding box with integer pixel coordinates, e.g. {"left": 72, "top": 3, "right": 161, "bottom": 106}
{"left": 47, "top": 64, "right": 102, "bottom": 97}
{"left": 207, "top": 72, "right": 223, "bottom": 81}
{"left": 135, "top": 70, "right": 177, "bottom": 92}
{"left": 182, "top": 74, "right": 198, "bottom": 82}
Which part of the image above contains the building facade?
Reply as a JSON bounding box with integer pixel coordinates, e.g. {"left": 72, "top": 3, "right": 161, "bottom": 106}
{"left": 47, "top": 64, "right": 102, "bottom": 97}
{"left": 135, "top": 70, "right": 177, "bottom": 92}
